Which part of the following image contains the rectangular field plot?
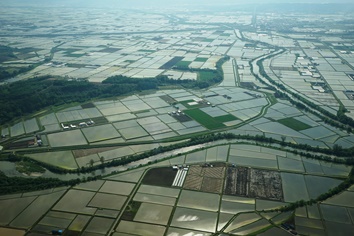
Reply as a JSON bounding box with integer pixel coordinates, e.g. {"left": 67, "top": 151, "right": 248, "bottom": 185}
{"left": 99, "top": 105, "right": 130, "bottom": 116}
{"left": 228, "top": 155, "right": 278, "bottom": 169}
{"left": 84, "top": 217, "right": 114, "bottom": 235}
{"left": 134, "top": 203, "right": 173, "bottom": 225}
{"left": 76, "top": 154, "right": 100, "bottom": 168}
{"left": 137, "top": 185, "right": 180, "bottom": 198}
{"left": 107, "top": 168, "right": 146, "bottom": 183}
{"left": 53, "top": 190, "right": 96, "bottom": 215}
{"left": 216, "top": 145, "right": 229, "bottom": 162}
{"left": 301, "top": 126, "right": 336, "bottom": 139}
{"left": 157, "top": 114, "right": 177, "bottom": 124}
{"left": 201, "top": 106, "right": 228, "bottom": 117}
{"left": 143, "top": 97, "right": 170, "bottom": 109}
{"left": 0, "top": 228, "right": 25, "bottom": 236}
{"left": 133, "top": 193, "right": 176, "bottom": 206}
{"left": 281, "top": 173, "right": 309, "bottom": 202}
{"left": 39, "top": 113, "right": 58, "bottom": 126}
{"left": 44, "top": 123, "right": 60, "bottom": 132}
{"left": 229, "top": 148, "right": 277, "bottom": 160}
{"left": 47, "top": 130, "right": 87, "bottom": 147}
{"left": 177, "top": 190, "right": 220, "bottom": 212}
{"left": 185, "top": 150, "right": 207, "bottom": 164}
{"left": 122, "top": 100, "right": 150, "bottom": 112}
{"left": 141, "top": 122, "right": 171, "bottom": 135}
{"left": 166, "top": 227, "right": 211, "bottom": 236}
{"left": 1, "top": 127, "right": 9, "bottom": 136}
{"left": 184, "top": 109, "right": 225, "bottom": 129}
{"left": 170, "top": 207, "right": 218, "bottom": 233}
{"left": 107, "top": 113, "right": 136, "bottom": 123}
{"left": 84, "top": 107, "right": 103, "bottom": 118}
{"left": 324, "top": 191, "right": 354, "bottom": 208}
{"left": 305, "top": 175, "right": 342, "bottom": 199}
{"left": 320, "top": 204, "right": 352, "bottom": 224}
{"left": 119, "top": 126, "right": 149, "bottom": 140}
{"left": 177, "top": 126, "right": 207, "bottom": 135}
{"left": 27, "top": 151, "right": 78, "bottom": 169}
{"left": 220, "top": 200, "right": 255, "bottom": 215}
{"left": 24, "top": 118, "right": 39, "bottom": 133}
{"left": 277, "top": 156, "right": 305, "bottom": 172}
{"left": 167, "top": 122, "right": 186, "bottom": 131}
{"left": 38, "top": 216, "right": 72, "bottom": 229}
{"left": 183, "top": 166, "right": 225, "bottom": 194}
{"left": 0, "top": 196, "right": 36, "bottom": 225}
{"left": 113, "top": 120, "right": 139, "bottom": 129}
{"left": 278, "top": 117, "right": 312, "bottom": 131}
{"left": 74, "top": 180, "right": 105, "bottom": 191}
{"left": 152, "top": 131, "right": 177, "bottom": 140}
{"left": 68, "top": 215, "right": 91, "bottom": 232}
{"left": 99, "top": 181, "right": 135, "bottom": 196}
{"left": 82, "top": 124, "right": 121, "bottom": 143}
{"left": 320, "top": 162, "right": 351, "bottom": 177}
{"left": 116, "top": 221, "right": 166, "bottom": 236}
{"left": 88, "top": 193, "right": 127, "bottom": 211}
{"left": 10, "top": 191, "right": 65, "bottom": 229}
{"left": 205, "top": 147, "right": 218, "bottom": 162}
{"left": 302, "top": 159, "right": 324, "bottom": 175}
{"left": 96, "top": 209, "right": 119, "bottom": 218}
{"left": 10, "top": 122, "right": 25, "bottom": 137}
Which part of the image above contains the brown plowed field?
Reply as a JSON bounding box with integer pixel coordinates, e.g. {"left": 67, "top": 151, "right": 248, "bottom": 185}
{"left": 183, "top": 165, "right": 225, "bottom": 194}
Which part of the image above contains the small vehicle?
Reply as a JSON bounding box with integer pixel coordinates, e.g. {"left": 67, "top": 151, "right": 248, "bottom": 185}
{"left": 52, "top": 229, "right": 63, "bottom": 235}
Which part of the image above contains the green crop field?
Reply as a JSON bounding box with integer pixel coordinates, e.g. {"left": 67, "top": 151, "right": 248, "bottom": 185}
{"left": 214, "top": 114, "right": 238, "bottom": 123}
{"left": 198, "top": 71, "right": 217, "bottom": 81}
{"left": 195, "top": 57, "right": 208, "bottom": 62}
{"left": 174, "top": 61, "right": 192, "bottom": 69}
{"left": 278, "top": 117, "right": 312, "bottom": 131}
{"left": 184, "top": 109, "right": 226, "bottom": 129}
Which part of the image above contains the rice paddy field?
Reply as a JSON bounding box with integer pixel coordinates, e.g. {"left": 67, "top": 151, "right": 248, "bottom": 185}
{"left": 5, "top": 85, "right": 354, "bottom": 157}
{"left": 1, "top": 143, "right": 351, "bottom": 236}
{"left": 1, "top": 10, "right": 354, "bottom": 236}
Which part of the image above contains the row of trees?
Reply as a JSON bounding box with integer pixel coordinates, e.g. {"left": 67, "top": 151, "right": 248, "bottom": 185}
{"left": 0, "top": 56, "right": 229, "bottom": 126}
{"left": 0, "top": 65, "right": 36, "bottom": 82}
{"left": 2, "top": 131, "right": 354, "bottom": 195}
{"left": 3, "top": 131, "right": 353, "bottom": 179}
{"left": 0, "top": 170, "right": 100, "bottom": 195}
{"left": 255, "top": 52, "right": 354, "bottom": 131}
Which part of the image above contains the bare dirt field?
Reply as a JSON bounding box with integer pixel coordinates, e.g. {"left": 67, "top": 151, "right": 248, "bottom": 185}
{"left": 224, "top": 166, "right": 283, "bottom": 201}
{"left": 184, "top": 165, "right": 225, "bottom": 194}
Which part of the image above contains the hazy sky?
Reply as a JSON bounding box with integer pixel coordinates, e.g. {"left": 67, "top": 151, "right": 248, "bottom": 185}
{"left": 2, "top": 0, "right": 354, "bottom": 7}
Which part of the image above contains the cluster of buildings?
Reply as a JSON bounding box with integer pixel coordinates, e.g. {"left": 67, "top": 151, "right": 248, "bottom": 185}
{"left": 61, "top": 120, "right": 94, "bottom": 130}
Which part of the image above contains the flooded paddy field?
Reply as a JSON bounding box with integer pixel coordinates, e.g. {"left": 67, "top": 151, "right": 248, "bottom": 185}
{"left": 0, "top": 143, "right": 352, "bottom": 235}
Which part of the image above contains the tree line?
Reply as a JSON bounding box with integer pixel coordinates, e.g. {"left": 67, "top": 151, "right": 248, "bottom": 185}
{"left": 0, "top": 170, "right": 100, "bottom": 195}
{"left": 1, "top": 131, "right": 354, "bottom": 195}
{"left": 0, "top": 56, "right": 229, "bottom": 126}
{"left": 2, "top": 131, "right": 354, "bottom": 177}
{"left": 255, "top": 53, "right": 354, "bottom": 131}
